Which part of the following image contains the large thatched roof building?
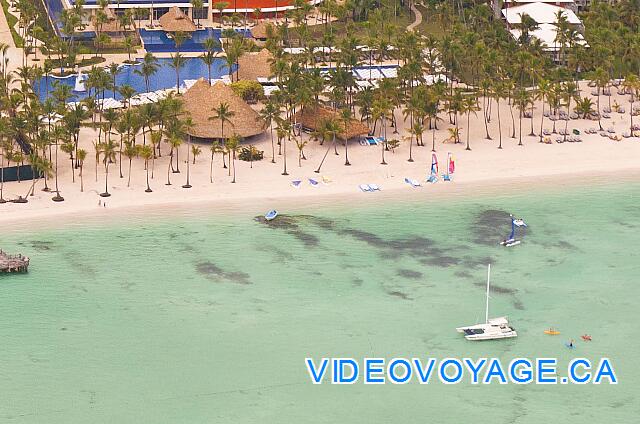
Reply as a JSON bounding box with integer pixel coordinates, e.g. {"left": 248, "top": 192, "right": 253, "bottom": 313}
{"left": 296, "top": 106, "right": 370, "bottom": 141}
{"left": 159, "top": 7, "right": 197, "bottom": 32}
{"left": 236, "top": 49, "right": 274, "bottom": 82}
{"left": 181, "top": 79, "right": 264, "bottom": 139}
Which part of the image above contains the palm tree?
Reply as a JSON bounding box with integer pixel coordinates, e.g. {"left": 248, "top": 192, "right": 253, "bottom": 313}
{"left": 209, "top": 140, "right": 220, "bottom": 183}
{"left": 295, "top": 136, "right": 308, "bottom": 167}
{"left": 134, "top": 52, "right": 159, "bottom": 93}
{"left": 182, "top": 118, "right": 194, "bottom": 188}
{"left": 314, "top": 117, "right": 340, "bottom": 173}
{"left": 139, "top": 145, "right": 153, "bottom": 192}
{"left": 170, "top": 52, "right": 186, "bottom": 94}
{"left": 200, "top": 37, "right": 221, "bottom": 84}
{"left": 622, "top": 74, "right": 639, "bottom": 133}
{"left": 258, "top": 100, "right": 279, "bottom": 163}
{"left": 226, "top": 135, "right": 241, "bottom": 183}
{"left": 461, "top": 94, "right": 480, "bottom": 151}
{"left": 191, "top": 0, "right": 205, "bottom": 27}
{"left": 562, "top": 81, "right": 578, "bottom": 142}
{"left": 513, "top": 88, "right": 531, "bottom": 147}
{"left": 339, "top": 108, "right": 352, "bottom": 166}
{"left": 123, "top": 142, "right": 138, "bottom": 187}
{"left": 210, "top": 101, "right": 235, "bottom": 147}
{"left": 590, "top": 67, "right": 609, "bottom": 131}
{"left": 77, "top": 148, "right": 87, "bottom": 192}
{"left": 100, "top": 139, "right": 117, "bottom": 197}
{"left": 278, "top": 118, "right": 292, "bottom": 176}
{"left": 536, "top": 79, "right": 552, "bottom": 143}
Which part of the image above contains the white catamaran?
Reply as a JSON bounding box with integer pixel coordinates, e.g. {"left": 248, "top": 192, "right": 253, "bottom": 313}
{"left": 456, "top": 264, "right": 517, "bottom": 341}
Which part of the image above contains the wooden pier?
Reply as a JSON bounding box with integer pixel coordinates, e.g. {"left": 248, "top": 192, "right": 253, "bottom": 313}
{"left": 0, "top": 250, "right": 30, "bottom": 273}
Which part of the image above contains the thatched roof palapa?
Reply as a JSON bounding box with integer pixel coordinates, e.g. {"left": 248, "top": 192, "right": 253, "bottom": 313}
{"left": 296, "top": 106, "right": 370, "bottom": 141}
{"left": 236, "top": 49, "right": 274, "bottom": 82}
{"left": 250, "top": 21, "right": 275, "bottom": 40}
{"left": 182, "top": 79, "right": 265, "bottom": 139}
{"left": 93, "top": 7, "right": 121, "bottom": 33}
{"left": 159, "top": 7, "right": 197, "bottom": 32}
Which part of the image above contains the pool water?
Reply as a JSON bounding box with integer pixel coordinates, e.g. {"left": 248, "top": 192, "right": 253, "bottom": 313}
{"left": 37, "top": 58, "right": 233, "bottom": 102}
{"left": 140, "top": 28, "right": 252, "bottom": 53}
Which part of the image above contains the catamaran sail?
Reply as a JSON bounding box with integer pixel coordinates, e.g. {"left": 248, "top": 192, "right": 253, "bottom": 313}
{"left": 456, "top": 264, "right": 517, "bottom": 340}
{"left": 500, "top": 215, "right": 521, "bottom": 246}
{"left": 427, "top": 153, "right": 438, "bottom": 183}
{"left": 443, "top": 152, "right": 455, "bottom": 181}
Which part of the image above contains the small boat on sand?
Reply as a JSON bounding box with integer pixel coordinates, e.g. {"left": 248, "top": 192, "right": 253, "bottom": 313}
{"left": 264, "top": 210, "right": 278, "bottom": 221}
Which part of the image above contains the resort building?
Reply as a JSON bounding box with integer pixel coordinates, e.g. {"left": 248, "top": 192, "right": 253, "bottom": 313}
{"left": 181, "top": 79, "right": 265, "bottom": 141}
{"left": 502, "top": 2, "right": 587, "bottom": 62}
{"left": 49, "top": 0, "right": 322, "bottom": 28}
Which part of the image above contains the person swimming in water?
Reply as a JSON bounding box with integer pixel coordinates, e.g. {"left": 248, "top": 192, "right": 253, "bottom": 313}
{"left": 569, "top": 339, "right": 574, "bottom": 348}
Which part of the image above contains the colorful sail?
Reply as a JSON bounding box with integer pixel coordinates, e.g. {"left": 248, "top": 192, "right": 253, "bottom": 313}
{"left": 448, "top": 154, "right": 455, "bottom": 175}
{"left": 431, "top": 153, "right": 439, "bottom": 175}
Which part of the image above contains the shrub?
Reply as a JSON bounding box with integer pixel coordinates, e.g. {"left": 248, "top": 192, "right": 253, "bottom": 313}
{"left": 230, "top": 80, "right": 264, "bottom": 104}
{"left": 238, "top": 146, "right": 264, "bottom": 162}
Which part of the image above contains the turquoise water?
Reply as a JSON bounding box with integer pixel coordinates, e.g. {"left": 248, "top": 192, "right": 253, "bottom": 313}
{"left": 1, "top": 183, "right": 638, "bottom": 423}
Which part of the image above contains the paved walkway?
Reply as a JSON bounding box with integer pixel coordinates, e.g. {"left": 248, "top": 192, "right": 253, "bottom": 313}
{"left": 407, "top": 2, "right": 423, "bottom": 32}
{"left": 0, "top": 3, "right": 15, "bottom": 47}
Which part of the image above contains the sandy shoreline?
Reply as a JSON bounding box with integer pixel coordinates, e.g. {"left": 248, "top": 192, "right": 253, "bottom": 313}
{"left": 2, "top": 81, "right": 640, "bottom": 230}
{"left": 2, "top": 167, "right": 639, "bottom": 233}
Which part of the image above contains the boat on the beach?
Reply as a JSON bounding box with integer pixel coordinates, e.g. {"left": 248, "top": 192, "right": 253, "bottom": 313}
{"left": 456, "top": 264, "right": 517, "bottom": 341}
{"left": 264, "top": 210, "right": 278, "bottom": 221}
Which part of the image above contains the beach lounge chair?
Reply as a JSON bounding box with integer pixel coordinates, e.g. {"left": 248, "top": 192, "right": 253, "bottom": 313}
{"left": 603, "top": 113, "right": 611, "bottom": 119}
{"left": 618, "top": 108, "right": 626, "bottom": 114}
{"left": 543, "top": 129, "right": 551, "bottom": 136}
{"left": 600, "top": 131, "right": 608, "bottom": 137}
{"left": 404, "top": 178, "right": 421, "bottom": 188}
{"left": 359, "top": 184, "right": 372, "bottom": 192}
{"left": 570, "top": 113, "right": 579, "bottom": 120}
{"left": 622, "top": 132, "right": 631, "bottom": 138}
{"left": 309, "top": 178, "right": 320, "bottom": 187}
{"left": 603, "top": 107, "right": 612, "bottom": 113}
{"left": 543, "top": 137, "right": 552, "bottom": 144}
{"left": 556, "top": 138, "right": 565, "bottom": 143}
{"left": 572, "top": 129, "right": 580, "bottom": 135}
{"left": 291, "top": 180, "right": 302, "bottom": 188}
{"left": 369, "top": 183, "right": 381, "bottom": 191}
{"left": 359, "top": 139, "right": 368, "bottom": 146}
{"left": 607, "top": 127, "right": 615, "bottom": 133}
{"left": 322, "top": 176, "right": 332, "bottom": 184}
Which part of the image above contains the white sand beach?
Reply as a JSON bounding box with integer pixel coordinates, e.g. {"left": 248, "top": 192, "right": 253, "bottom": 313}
{"left": 1, "top": 81, "right": 639, "bottom": 227}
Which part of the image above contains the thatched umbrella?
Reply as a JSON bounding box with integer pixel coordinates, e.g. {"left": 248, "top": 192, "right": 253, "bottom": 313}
{"left": 250, "top": 21, "right": 275, "bottom": 41}
{"left": 181, "top": 79, "right": 265, "bottom": 139}
{"left": 236, "top": 49, "right": 274, "bottom": 82}
{"left": 159, "top": 7, "right": 197, "bottom": 33}
{"left": 296, "top": 106, "right": 370, "bottom": 140}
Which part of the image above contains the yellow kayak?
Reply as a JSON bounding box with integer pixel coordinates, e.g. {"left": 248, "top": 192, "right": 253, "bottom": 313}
{"left": 544, "top": 329, "right": 561, "bottom": 335}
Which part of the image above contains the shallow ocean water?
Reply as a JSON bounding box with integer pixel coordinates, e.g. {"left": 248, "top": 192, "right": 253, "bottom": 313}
{"left": 1, "top": 183, "right": 638, "bottom": 423}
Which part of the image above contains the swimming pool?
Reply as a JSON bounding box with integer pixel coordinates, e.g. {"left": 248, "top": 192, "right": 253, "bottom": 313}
{"left": 37, "top": 58, "right": 233, "bottom": 102}
{"left": 140, "top": 29, "right": 252, "bottom": 53}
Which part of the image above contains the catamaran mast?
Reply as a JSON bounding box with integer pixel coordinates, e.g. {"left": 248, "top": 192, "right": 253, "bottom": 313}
{"left": 485, "top": 264, "right": 491, "bottom": 324}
